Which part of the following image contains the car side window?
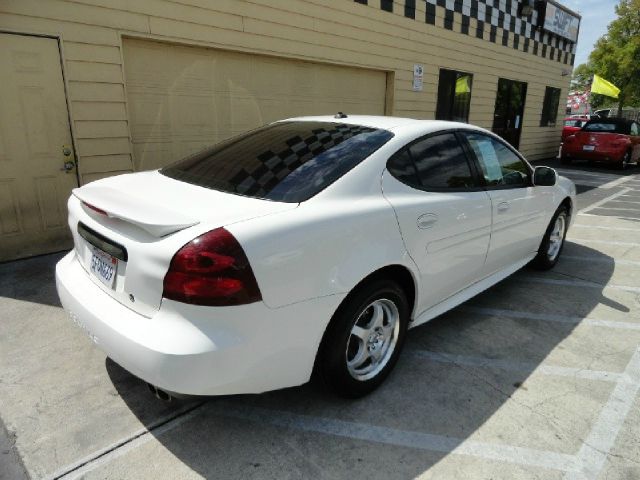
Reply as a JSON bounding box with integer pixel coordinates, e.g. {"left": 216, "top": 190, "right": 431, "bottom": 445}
{"left": 387, "top": 133, "right": 476, "bottom": 190}
{"left": 407, "top": 133, "right": 476, "bottom": 189}
{"left": 463, "top": 133, "right": 529, "bottom": 188}
{"left": 387, "top": 148, "right": 421, "bottom": 189}
{"left": 631, "top": 122, "right": 639, "bottom": 136}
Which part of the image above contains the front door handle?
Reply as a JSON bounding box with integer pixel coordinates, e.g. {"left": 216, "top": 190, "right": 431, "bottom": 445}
{"left": 497, "top": 201, "right": 510, "bottom": 213}
{"left": 417, "top": 213, "right": 438, "bottom": 229}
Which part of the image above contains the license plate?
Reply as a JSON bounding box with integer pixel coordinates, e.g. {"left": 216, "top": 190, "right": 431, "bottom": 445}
{"left": 583, "top": 145, "right": 596, "bottom": 151}
{"left": 90, "top": 247, "right": 117, "bottom": 288}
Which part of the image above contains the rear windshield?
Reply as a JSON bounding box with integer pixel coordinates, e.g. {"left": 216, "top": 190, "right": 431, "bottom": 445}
{"left": 160, "top": 121, "right": 393, "bottom": 203}
{"left": 583, "top": 121, "right": 628, "bottom": 133}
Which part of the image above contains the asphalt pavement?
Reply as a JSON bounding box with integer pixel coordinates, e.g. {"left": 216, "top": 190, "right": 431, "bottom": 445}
{"left": 1, "top": 160, "right": 640, "bottom": 480}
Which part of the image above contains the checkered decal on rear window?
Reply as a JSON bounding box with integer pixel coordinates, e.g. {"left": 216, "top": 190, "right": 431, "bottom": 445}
{"left": 353, "top": 0, "right": 576, "bottom": 65}
{"left": 161, "top": 121, "right": 393, "bottom": 202}
{"left": 229, "top": 124, "right": 376, "bottom": 197}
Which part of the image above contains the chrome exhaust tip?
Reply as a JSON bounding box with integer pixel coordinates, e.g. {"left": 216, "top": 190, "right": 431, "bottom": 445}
{"left": 147, "top": 383, "right": 172, "bottom": 402}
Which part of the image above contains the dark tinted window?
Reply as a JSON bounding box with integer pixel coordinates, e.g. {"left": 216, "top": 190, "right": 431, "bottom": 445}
{"left": 408, "top": 133, "right": 475, "bottom": 189}
{"left": 464, "top": 132, "right": 529, "bottom": 187}
{"left": 564, "top": 119, "right": 585, "bottom": 128}
{"left": 436, "top": 69, "right": 473, "bottom": 123}
{"left": 583, "top": 122, "right": 620, "bottom": 133}
{"left": 583, "top": 117, "right": 634, "bottom": 135}
{"left": 160, "top": 122, "right": 393, "bottom": 202}
{"left": 387, "top": 149, "right": 421, "bottom": 188}
{"left": 540, "top": 86, "right": 561, "bottom": 127}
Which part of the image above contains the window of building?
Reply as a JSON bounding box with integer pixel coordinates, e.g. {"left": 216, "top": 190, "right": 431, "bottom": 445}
{"left": 540, "top": 86, "right": 561, "bottom": 127}
{"left": 435, "top": 69, "right": 473, "bottom": 123}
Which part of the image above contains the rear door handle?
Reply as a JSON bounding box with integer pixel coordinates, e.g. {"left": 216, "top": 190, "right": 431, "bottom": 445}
{"left": 417, "top": 213, "right": 438, "bottom": 229}
{"left": 497, "top": 201, "right": 510, "bottom": 212}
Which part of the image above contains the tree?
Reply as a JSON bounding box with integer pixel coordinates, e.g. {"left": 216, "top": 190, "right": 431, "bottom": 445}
{"left": 570, "top": 63, "right": 616, "bottom": 110}
{"left": 573, "top": 0, "right": 640, "bottom": 114}
{"left": 570, "top": 63, "right": 593, "bottom": 91}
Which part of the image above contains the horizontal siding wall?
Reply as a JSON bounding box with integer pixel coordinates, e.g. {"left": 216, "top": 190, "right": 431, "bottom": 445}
{"left": 0, "top": 0, "right": 572, "bottom": 183}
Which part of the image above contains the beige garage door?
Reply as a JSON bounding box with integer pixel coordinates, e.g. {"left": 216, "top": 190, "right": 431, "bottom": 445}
{"left": 123, "top": 39, "right": 388, "bottom": 171}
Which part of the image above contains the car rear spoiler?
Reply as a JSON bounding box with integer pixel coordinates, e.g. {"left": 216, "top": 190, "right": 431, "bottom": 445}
{"left": 72, "top": 185, "right": 199, "bottom": 237}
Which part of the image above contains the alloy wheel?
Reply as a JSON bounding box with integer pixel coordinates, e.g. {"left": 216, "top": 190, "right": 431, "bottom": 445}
{"left": 345, "top": 298, "right": 400, "bottom": 381}
{"left": 547, "top": 213, "right": 566, "bottom": 261}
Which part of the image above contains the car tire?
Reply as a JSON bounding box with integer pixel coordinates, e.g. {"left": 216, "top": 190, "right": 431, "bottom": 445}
{"left": 560, "top": 156, "right": 572, "bottom": 165}
{"left": 316, "top": 278, "right": 409, "bottom": 398}
{"left": 531, "top": 205, "right": 570, "bottom": 270}
{"left": 618, "top": 150, "right": 632, "bottom": 170}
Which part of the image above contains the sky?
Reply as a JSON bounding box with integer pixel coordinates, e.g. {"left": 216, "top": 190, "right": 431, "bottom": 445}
{"left": 561, "top": 0, "right": 619, "bottom": 66}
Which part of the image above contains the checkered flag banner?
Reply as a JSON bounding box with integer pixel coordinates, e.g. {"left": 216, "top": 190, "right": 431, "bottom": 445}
{"left": 229, "top": 124, "right": 376, "bottom": 197}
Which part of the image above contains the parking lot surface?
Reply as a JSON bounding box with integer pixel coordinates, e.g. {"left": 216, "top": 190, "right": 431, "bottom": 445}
{"left": 2, "top": 161, "right": 640, "bottom": 480}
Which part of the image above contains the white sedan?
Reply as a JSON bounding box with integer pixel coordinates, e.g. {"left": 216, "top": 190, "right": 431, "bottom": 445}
{"left": 56, "top": 115, "right": 576, "bottom": 398}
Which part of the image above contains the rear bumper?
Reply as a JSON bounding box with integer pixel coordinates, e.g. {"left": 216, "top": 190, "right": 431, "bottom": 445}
{"left": 55, "top": 251, "right": 341, "bottom": 395}
{"left": 562, "top": 147, "right": 625, "bottom": 162}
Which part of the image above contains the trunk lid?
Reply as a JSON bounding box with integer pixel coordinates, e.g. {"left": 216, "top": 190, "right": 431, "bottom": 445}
{"left": 576, "top": 131, "right": 625, "bottom": 148}
{"left": 69, "top": 171, "right": 297, "bottom": 317}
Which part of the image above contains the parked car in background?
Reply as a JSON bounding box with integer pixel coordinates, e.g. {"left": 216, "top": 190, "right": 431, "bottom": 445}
{"left": 593, "top": 108, "right": 612, "bottom": 118}
{"left": 561, "top": 118, "right": 640, "bottom": 169}
{"left": 56, "top": 116, "right": 576, "bottom": 399}
{"left": 562, "top": 117, "right": 587, "bottom": 141}
{"left": 594, "top": 108, "right": 640, "bottom": 121}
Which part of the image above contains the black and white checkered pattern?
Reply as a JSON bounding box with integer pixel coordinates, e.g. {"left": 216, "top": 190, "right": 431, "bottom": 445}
{"left": 230, "top": 124, "right": 376, "bottom": 197}
{"left": 355, "top": 0, "right": 576, "bottom": 66}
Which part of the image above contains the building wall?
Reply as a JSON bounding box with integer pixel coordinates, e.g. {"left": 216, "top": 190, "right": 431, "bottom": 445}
{"left": 0, "top": 0, "right": 575, "bottom": 184}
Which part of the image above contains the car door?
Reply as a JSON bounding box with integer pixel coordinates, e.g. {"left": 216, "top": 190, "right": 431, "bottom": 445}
{"left": 382, "top": 131, "right": 492, "bottom": 314}
{"left": 460, "top": 132, "right": 550, "bottom": 275}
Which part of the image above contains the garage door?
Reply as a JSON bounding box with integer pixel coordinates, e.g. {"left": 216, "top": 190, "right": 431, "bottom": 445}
{"left": 122, "top": 39, "right": 388, "bottom": 171}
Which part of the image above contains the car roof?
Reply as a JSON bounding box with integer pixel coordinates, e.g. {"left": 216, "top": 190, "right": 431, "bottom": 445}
{"left": 278, "top": 115, "right": 487, "bottom": 134}
{"left": 587, "top": 117, "right": 634, "bottom": 125}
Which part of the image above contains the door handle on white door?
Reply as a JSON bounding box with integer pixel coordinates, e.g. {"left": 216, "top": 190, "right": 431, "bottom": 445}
{"left": 417, "top": 213, "right": 438, "bottom": 229}
{"left": 497, "top": 201, "right": 510, "bottom": 212}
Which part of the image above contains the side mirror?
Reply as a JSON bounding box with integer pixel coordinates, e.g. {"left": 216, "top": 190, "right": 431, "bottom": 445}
{"left": 533, "top": 166, "right": 557, "bottom": 186}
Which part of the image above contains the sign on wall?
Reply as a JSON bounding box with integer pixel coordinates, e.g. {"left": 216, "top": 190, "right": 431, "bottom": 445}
{"left": 413, "top": 64, "right": 424, "bottom": 91}
{"left": 541, "top": 1, "right": 580, "bottom": 42}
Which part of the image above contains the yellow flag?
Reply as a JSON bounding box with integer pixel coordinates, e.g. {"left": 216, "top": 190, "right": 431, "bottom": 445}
{"left": 455, "top": 76, "right": 470, "bottom": 95}
{"left": 591, "top": 74, "right": 620, "bottom": 98}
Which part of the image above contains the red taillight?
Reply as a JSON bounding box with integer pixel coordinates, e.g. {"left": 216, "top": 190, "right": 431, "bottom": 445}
{"left": 163, "top": 228, "right": 261, "bottom": 306}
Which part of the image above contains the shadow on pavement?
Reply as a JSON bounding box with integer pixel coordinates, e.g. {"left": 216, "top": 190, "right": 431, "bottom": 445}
{"left": 107, "top": 243, "right": 617, "bottom": 478}
{"left": 0, "top": 252, "right": 66, "bottom": 308}
{"left": 559, "top": 242, "right": 630, "bottom": 313}
{"left": 575, "top": 184, "right": 598, "bottom": 195}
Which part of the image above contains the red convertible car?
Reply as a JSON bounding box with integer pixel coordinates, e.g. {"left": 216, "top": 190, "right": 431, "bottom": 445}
{"left": 561, "top": 118, "right": 640, "bottom": 169}
{"left": 562, "top": 117, "right": 587, "bottom": 141}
